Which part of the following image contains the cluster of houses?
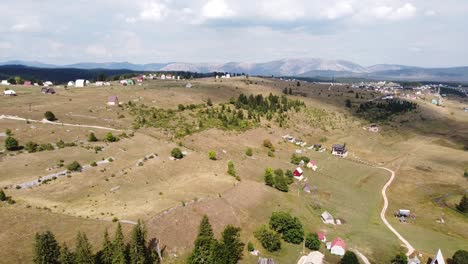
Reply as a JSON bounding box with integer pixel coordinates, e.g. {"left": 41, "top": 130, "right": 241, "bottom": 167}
{"left": 297, "top": 234, "right": 346, "bottom": 264}
{"left": 282, "top": 135, "right": 326, "bottom": 152}
{"left": 215, "top": 74, "right": 231, "bottom": 79}
{"left": 67, "top": 79, "right": 111, "bottom": 87}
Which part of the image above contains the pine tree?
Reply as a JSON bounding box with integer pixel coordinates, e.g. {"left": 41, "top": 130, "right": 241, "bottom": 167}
{"left": 59, "top": 243, "right": 75, "bottom": 264}
{"left": 0, "top": 189, "right": 6, "bottom": 201}
{"left": 457, "top": 194, "right": 468, "bottom": 213}
{"left": 33, "top": 231, "right": 61, "bottom": 264}
{"left": 341, "top": 251, "right": 359, "bottom": 264}
{"left": 75, "top": 232, "right": 94, "bottom": 264}
{"left": 264, "top": 168, "right": 274, "bottom": 187}
{"left": 130, "top": 220, "right": 149, "bottom": 264}
{"left": 88, "top": 132, "right": 98, "bottom": 142}
{"left": 112, "top": 223, "right": 127, "bottom": 264}
{"left": 219, "top": 225, "right": 244, "bottom": 264}
{"left": 188, "top": 215, "right": 215, "bottom": 264}
{"left": 100, "top": 229, "right": 113, "bottom": 264}
{"left": 227, "top": 161, "right": 236, "bottom": 177}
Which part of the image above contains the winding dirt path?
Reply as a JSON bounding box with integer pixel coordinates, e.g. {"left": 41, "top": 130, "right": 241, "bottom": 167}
{"left": 0, "top": 114, "right": 122, "bottom": 131}
{"left": 377, "top": 166, "right": 415, "bottom": 256}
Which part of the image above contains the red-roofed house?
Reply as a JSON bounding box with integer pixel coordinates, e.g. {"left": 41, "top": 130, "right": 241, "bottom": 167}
{"left": 307, "top": 161, "right": 318, "bottom": 171}
{"left": 327, "top": 237, "right": 346, "bottom": 256}
{"left": 293, "top": 167, "right": 303, "bottom": 177}
{"left": 23, "top": 81, "right": 32, "bottom": 86}
{"left": 317, "top": 232, "right": 326, "bottom": 242}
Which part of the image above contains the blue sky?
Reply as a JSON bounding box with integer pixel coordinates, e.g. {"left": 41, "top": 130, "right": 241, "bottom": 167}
{"left": 0, "top": 0, "right": 467, "bottom": 67}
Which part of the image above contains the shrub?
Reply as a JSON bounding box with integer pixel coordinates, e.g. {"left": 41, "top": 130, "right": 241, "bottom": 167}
{"left": 227, "top": 160, "right": 236, "bottom": 177}
{"left": 25, "top": 141, "right": 39, "bottom": 153}
{"left": 90, "top": 162, "right": 97, "bottom": 167}
{"left": 247, "top": 242, "right": 254, "bottom": 252}
{"left": 0, "top": 189, "right": 6, "bottom": 201}
{"left": 105, "top": 132, "right": 118, "bottom": 142}
{"left": 457, "top": 194, "right": 468, "bottom": 213}
{"left": 208, "top": 150, "right": 217, "bottom": 160}
{"left": 254, "top": 225, "right": 281, "bottom": 252}
{"left": 5, "top": 136, "right": 20, "bottom": 151}
{"left": 245, "top": 148, "right": 253, "bottom": 157}
{"left": 5, "top": 128, "right": 12, "bottom": 136}
{"left": 464, "top": 170, "right": 468, "bottom": 178}
{"left": 452, "top": 250, "right": 468, "bottom": 264}
{"left": 268, "top": 150, "right": 274, "bottom": 157}
{"left": 391, "top": 252, "right": 408, "bottom": 264}
{"left": 44, "top": 111, "right": 57, "bottom": 121}
{"left": 207, "top": 98, "right": 213, "bottom": 106}
{"left": 67, "top": 161, "right": 82, "bottom": 172}
{"left": 290, "top": 154, "right": 310, "bottom": 165}
{"left": 341, "top": 251, "right": 359, "bottom": 264}
{"left": 171, "top": 148, "right": 183, "bottom": 159}
{"left": 269, "top": 212, "right": 304, "bottom": 244}
{"left": 56, "top": 140, "right": 65, "bottom": 148}
{"left": 264, "top": 168, "right": 274, "bottom": 187}
{"left": 178, "top": 104, "right": 185, "bottom": 111}
{"left": 38, "top": 143, "right": 54, "bottom": 151}
{"left": 305, "top": 233, "right": 321, "bottom": 250}
{"left": 263, "top": 139, "right": 273, "bottom": 149}
{"left": 88, "top": 133, "right": 98, "bottom": 142}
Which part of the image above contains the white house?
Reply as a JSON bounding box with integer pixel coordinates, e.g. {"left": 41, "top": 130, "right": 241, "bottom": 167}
{"left": 297, "top": 251, "right": 324, "bottom": 264}
{"left": 331, "top": 144, "right": 348, "bottom": 158}
{"left": 75, "top": 79, "right": 87, "bottom": 87}
{"left": 226, "top": 73, "right": 231, "bottom": 78}
{"left": 160, "top": 74, "right": 166, "bottom": 80}
{"left": 307, "top": 161, "right": 318, "bottom": 171}
{"left": 3, "top": 89, "right": 16, "bottom": 96}
{"left": 43, "top": 81, "right": 53, "bottom": 86}
{"left": 186, "top": 83, "right": 193, "bottom": 88}
{"left": 321, "top": 211, "right": 335, "bottom": 225}
{"left": 67, "top": 81, "right": 75, "bottom": 86}
{"left": 95, "top": 81, "right": 104, "bottom": 86}
{"left": 430, "top": 249, "right": 445, "bottom": 264}
{"left": 1, "top": 80, "right": 10, "bottom": 85}
{"left": 327, "top": 237, "right": 346, "bottom": 256}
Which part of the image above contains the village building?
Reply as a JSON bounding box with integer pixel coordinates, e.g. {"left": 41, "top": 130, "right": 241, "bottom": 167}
{"left": 67, "top": 81, "right": 75, "bottom": 86}
{"left": 23, "top": 81, "right": 32, "bottom": 86}
{"left": 307, "top": 161, "right": 318, "bottom": 171}
{"left": 186, "top": 83, "right": 193, "bottom": 88}
{"left": 160, "top": 74, "right": 166, "bottom": 80}
{"left": 136, "top": 76, "right": 144, "bottom": 83}
{"left": 430, "top": 249, "right": 445, "bottom": 264}
{"left": 368, "top": 124, "right": 379, "bottom": 132}
{"left": 107, "top": 96, "right": 119, "bottom": 106}
{"left": 331, "top": 144, "right": 348, "bottom": 157}
{"left": 326, "top": 237, "right": 346, "bottom": 256}
{"left": 317, "top": 232, "right": 326, "bottom": 242}
{"left": 399, "top": 209, "right": 411, "bottom": 217}
{"left": 297, "top": 251, "right": 324, "bottom": 264}
{"left": 1, "top": 80, "right": 11, "bottom": 85}
{"left": 41, "top": 87, "right": 56, "bottom": 94}
{"left": 95, "top": 81, "right": 104, "bottom": 86}
{"left": 75, "top": 79, "right": 87, "bottom": 87}
{"left": 303, "top": 183, "right": 311, "bottom": 193}
{"left": 321, "top": 211, "right": 335, "bottom": 225}
{"left": 43, "top": 81, "right": 53, "bottom": 87}
{"left": 293, "top": 167, "right": 304, "bottom": 180}
{"left": 258, "top": 258, "right": 275, "bottom": 264}
{"left": 3, "top": 89, "right": 17, "bottom": 96}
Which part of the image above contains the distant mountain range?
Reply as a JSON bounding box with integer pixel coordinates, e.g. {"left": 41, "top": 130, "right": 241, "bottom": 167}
{"left": 1, "top": 58, "right": 468, "bottom": 82}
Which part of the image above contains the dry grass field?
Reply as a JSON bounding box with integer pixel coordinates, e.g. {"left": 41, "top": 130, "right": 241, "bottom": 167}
{"left": 0, "top": 77, "right": 467, "bottom": 263}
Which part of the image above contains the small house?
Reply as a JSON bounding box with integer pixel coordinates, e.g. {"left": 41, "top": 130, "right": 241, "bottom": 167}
{"left": 307, "top": 161, "right": 318, "bottom": 171}
{"left": 67, "top": 81, "right": 75, "bottom": 86}
{"left": 321, "top": 211, "right": 334, "bottom": 224}
{"left": 23, "top": 81, "right": 32, "bottom": 86}
{"left": 186, "top": 83, "right": 193, "bottom": 88}
{"left": 1, "top": 80, "right": 10, "bottom": 85}
{"left": 327, "top": 237, "right": 346, "bottom": 256}
{"left": 293, "top": 167, "right": 303, "bottom": 177}
{"left": 136, "top": 76, "right": 144, "bottom": 83}
{"left": 430, "top": 249, "right": 445, "bottom": 264}
{"left": 75, "top": 79, "right": 87, "bottom": 87}
{"left": 95, "top": 81, "right": 104, "bottom": 86}
{"left": 317, "top": 232, "right": 326, "bottom": 242}
{"left": 3, "top": 89, "right": 16, "bottom": 96}
{"left": 297, "top": 251, "right": 324, "bottom": 264}
{"left": 43, "top": 81, "right": 53, "bottom": 86}
{"left": 368, "top": 124, "right": 379, "bottom": 132}
{"left": 107, "top": 96, "right": 119, "bottom": 106}
{"left": 331, "top": 144, "right": 348, "bottom": 158}
{"left": 399, "top": 209, "right": 411, "bottom": 217}
{"left": 258, "top": 258, "right": 275, "bottom": 264}
{"left": 160, "top": 74, "right": 166, "bottom": 80}
{"left": 303, "top": 184, "right": 311, "bottom": 193}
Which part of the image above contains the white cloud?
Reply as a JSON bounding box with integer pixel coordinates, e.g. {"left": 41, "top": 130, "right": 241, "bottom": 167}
{"left": 139, "top": 1, "right": 169, "bottom": 21}
{"left": 425, "top": 10, "right": 436, "bottom": 16}
{"left": 85, "top": 45, "right": 111, "bottom": 57}
{"left": 370, "top": 3, "right": 417, "bottom": 21}
{"left": 10, "top": 17, "right": 42, "bottom": 32}
{"left": 323, "top": 1, "right": 355, "bottom": 20}
{"left": 257, "top": 0, "right": 306, "bottom": 21}
{"left": 201, "top": 0, "right": 235, "bottom": 19}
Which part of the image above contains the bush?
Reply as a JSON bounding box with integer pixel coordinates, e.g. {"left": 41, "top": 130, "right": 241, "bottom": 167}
{"left": 5, "top": 128, "right": 12, "bottom": 136}
{"left": 208, "top": 150, "right": 217, "bottom": 160}
{"left": 5, "top": 136, "right": 20, "bottom": 151}
{"left": 227, "top": 160, "right": 236, "bottom": 177}
{"left": 171, "top": 148, "right": 183, "bottom": 159}
{"left": 305, "top": 233, "right": 321, "bottom": 250}
{"left": 105, "top": 132, "right": 118, "bottom": 142}
{"left": 341, "top": 251, "right": 359, "bottom": 264}
{"left": 38, "top": 143, "right": 54, "bottom": 151}
{"left": 290, "top": 154, "right": 310, "bottom": 165}
{"left": 464, "top": 170, "right": 468, "bottom": 178}
{"left": 90, "top": 162, "right": 97, "bottom": 167}
{"left": 25, "top": 141, "right": 39, "bottom": 153}
{"left": 254, "top": 225, "right": 281, "bottom": 252}
{"left": 264, "top": 168, "right": 274, "bottom": 187}
{"left": 263, "top": 139, "right": 273, "bottom": 149}
{"left": 67, "top": 161, "right": 82, "bottom": 172}
{"left": 391, "top": 252, "right": 408, "bottom": 264}
{"left": 457, "top": 194, "right": 468, "bottom": 213}
{"left": 44, "top": 111, "right": 57, "bottom": 121}
{"left": 247, "top": 242, "right": 254, "bottom": 252}
{"left": 245, "top": 148, "right": 253, "bottom": 157}
{"left": 268, "top": 150, "right": 275, "bottom": 157}
{"left": 269, "top": 212, "right": 304, "bottom": 244}
{"left": 452, "top": 250, "right": 468, "bottom": 264}
{"left": 0, "top": 189, "right": 6, "bottom": 201}
{"left": 88, "top": 133, "right": 98, "bottom": 142}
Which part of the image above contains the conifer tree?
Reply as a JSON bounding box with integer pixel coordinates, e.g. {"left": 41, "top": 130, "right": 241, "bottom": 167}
{"left": 130, "top": 220, "right": 149, "bottom": 264}
{"left": 75, "top": 232, "right": 94, "bottom": 264}
{"left": 33, "top": 231, "right": 61, "bottom": 264}
{"left": 112, "top": 223, "right": 127, "bottom": 264}
{"left": 457, "top": 194, "right": 468, "bottom": 213}
{"left": 187, "top": 215, "right": 215, "bottom": 264}
{"left": 264, "top": 168, "right": 274, "bottom": 187}
{"left": 0, "top": 189, "right": 6, "bottom": 201}
{"left": 100, "top": 229, "right": 113, "bottom": 264}
{"left": 88, "top": 132, "right": 98, "bottom": 142}
{"left": 219, "top": 225, "right": 244, "bottom": 264}
{"left": 59, "top": 243, "right": 75, "bottom": 264}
